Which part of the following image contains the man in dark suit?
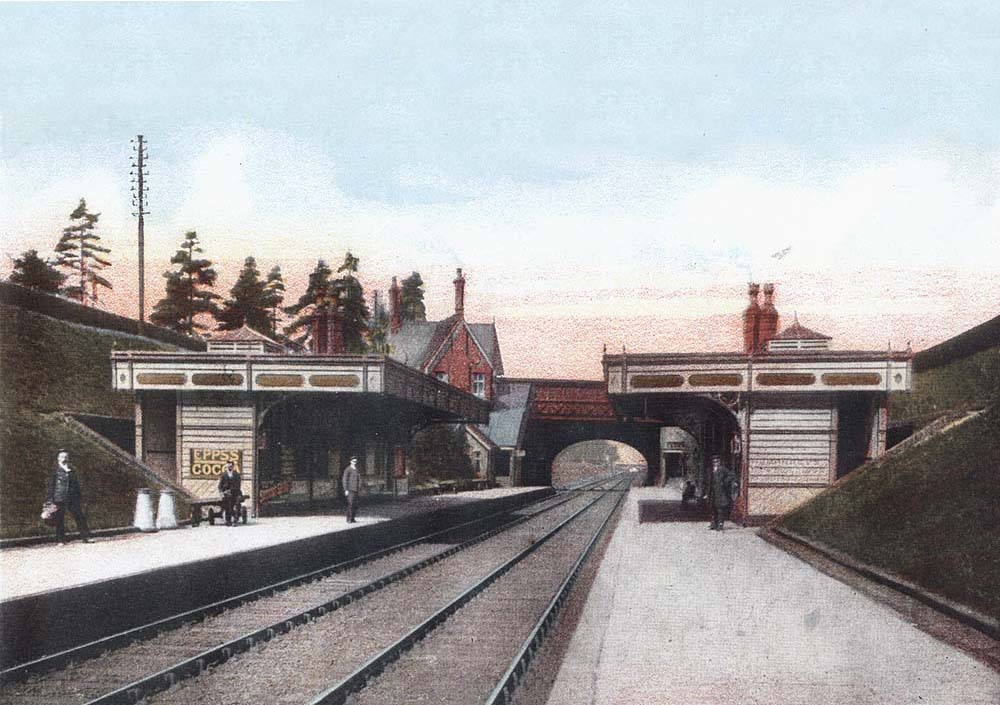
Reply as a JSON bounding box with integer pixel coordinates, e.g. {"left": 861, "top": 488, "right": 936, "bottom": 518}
{"left": 708, "top": 454, "right": 738, "bottom": 531}
{"left": 217, "top": 460, "right": 242, "bottom": 526}
{"left": 341, "top": 456, "right": 361, "bottom": 523}
{"left": 47, "top": 450, "right": 93, "bottom": 543}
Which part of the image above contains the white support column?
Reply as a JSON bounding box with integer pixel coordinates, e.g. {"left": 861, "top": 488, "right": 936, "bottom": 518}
{"left": 134, "top": 396, "right": 144, "bottom": 462}
{"left": 828, "top": 396, "right": 839, "bottom": 484}
{"left": 869, "top": 395, "right": 888, "bottom": 459}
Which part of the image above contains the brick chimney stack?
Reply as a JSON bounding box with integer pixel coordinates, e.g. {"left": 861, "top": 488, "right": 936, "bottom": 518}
{"left": 758, "top": 282, "right": 779, "bottom": 351}
{"left": 454, "top": 268, "right": 466, "bottom": 317}
{"left": 742, "top": 282, "right": 760, "bottom": 354}
{"left": 328, "top": 307, "right": 346, "bottom": 354}
{"left": 389, "top": 276, "right": 402, "bottom": 333}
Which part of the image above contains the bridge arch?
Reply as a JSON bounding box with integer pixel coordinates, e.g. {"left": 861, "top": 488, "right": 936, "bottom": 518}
{"left": 517, "top": 380, "right": 742, "bottom": 487}
{"left": 551, "top": 440, "right": 650, "bottom": 487}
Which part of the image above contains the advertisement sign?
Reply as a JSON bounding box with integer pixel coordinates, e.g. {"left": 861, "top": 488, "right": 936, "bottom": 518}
{"left": 189, "top": 449, "right": 242, "bottom": 477}
{"left": 260, "top": 480, "right": 292, "bottom": 504}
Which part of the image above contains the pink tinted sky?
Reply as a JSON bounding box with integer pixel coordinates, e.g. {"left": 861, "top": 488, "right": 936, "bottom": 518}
{"left": 11, "top": 254, "right": 994, "bottom": 380}
{"left": 3, "top": 5, "right": 998, "bottom": 379}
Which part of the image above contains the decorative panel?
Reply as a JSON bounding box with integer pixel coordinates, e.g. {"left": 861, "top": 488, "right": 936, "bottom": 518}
{"left": 256, "top": 374, "right": 305, "bottom": 387}
{"left": 137, "top": 373, "right": 187, "bottom": 386}
{"left": 630, "top": 374, "right": 684, "bottom": 389}
{"left": 688, "top": 373, "right": 743, "bottom": 387}
{"left": 191, "top": 373, "right": 244, "bottom": 386}
{"left": 309, "top": 374, "right": 360, "bottom": 388}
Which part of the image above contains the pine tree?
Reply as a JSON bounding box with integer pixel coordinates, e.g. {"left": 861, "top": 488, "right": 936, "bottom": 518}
{"left": 400, "top": 271, "right": 427, "bottom": 321}
{"left": 263, "top": 265, "right": 286, "bottom": 338}
{"left": 215, "top": 256, "right": 271, "bottom": 333}
{"left": 53, "top": 199, "right": 112, "bottom": 306}
{"left": 9, "top": 249, "right": 66, "bottom": 293}
{"left": 283, "top": 259, "right": 333, "bottom": 336}
{"left": 331, "top": 250, "right": 370, "bottom": 353}
{"left": 150, "top": 231, "right": 221, "bottom": 334}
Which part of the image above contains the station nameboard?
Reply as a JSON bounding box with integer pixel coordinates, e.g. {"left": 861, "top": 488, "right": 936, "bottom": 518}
{"left": 190, "top": 449, "right": 243, "bottom": 477}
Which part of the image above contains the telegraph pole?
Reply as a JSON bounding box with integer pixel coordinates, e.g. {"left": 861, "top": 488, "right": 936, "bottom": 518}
{"left": 130, "top": 136, "right": 149, "bottom": 334}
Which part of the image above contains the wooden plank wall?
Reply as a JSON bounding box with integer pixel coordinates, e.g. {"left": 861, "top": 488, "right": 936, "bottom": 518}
{"left": 177, "top": 393, "right": 257, "bottom": 513}
{"left": 747, "top": 395, "right": 835, "bottom": 515}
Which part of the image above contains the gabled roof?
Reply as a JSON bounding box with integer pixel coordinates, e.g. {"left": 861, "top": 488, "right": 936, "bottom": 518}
{"left": 212, "top": 325, "right": 280, "bottom": 344}
{"left": 465, "top": 423, "right": 498, "bottom": 450}
{"left": 207, "top": 325, "right": 285, "bottom": 353}
{"left": 482, "top": 379, "right": 532, "bottom": 448}
{"left": 421, "top": 313, "right": 462, "bottom": 372}
{"left": 388, "top": 315, "right": 502, "bottom": 374}
{"left": 386, "top": 319, "right": 442, "bottom": 368}
{"left": 469, "top": 322, "right": 504, "bottom": 375}
{"left": 771, "top": 319, "right": 832, "bottom": 341}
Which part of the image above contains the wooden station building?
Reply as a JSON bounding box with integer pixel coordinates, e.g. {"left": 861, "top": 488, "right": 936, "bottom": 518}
{"left": 112, "top": 319, "right": 489, "bottom": 515}
{"left": 601, "top": 283, "right": 912, "bottom": 519}
{"left": 111, "top": 275, "right": 912, "bottom": 522}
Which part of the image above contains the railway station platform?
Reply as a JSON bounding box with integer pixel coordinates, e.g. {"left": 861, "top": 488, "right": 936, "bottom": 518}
{"left": 544, "top": 487, "right": 999, "bottom": 705}
{"left": 0, "top": 486, "right": 542, "bottom": 602}
{"left": 0, "top": 486, "right": 549, "bottom": 669}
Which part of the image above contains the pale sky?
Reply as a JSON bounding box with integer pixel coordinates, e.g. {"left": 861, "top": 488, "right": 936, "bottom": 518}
{"left": 2, "top": 2, "right": 998, "bottom": 377}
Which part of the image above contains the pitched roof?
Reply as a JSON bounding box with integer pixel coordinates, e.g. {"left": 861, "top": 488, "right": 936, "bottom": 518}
{"left": 468, "top": 322, "right": 504, "bottom": 375}
{"left": 386, "top": 319, "right": 441, "bottom": 368}
{"left": 388, "top": 315, "right": 502, "bottom": 374}
{"left": 465, "top": 423, "right": 498, "bottom": 450}
{"left": 421, "top": 313, "right": 461, "bottom": 371}
{"left": 771, "top": 319, "right": 832, "bottom": 341}
{"left": 212, "top": 325, "right": 280, "bottom": 344}
{"left": 482, "top": 379, "right": 532, "bottom": 448}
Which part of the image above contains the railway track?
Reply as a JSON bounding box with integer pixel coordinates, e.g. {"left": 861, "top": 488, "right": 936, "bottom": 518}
{"left": 145, "top": 478, "right": 627, "bottom": 705}
{"left": 0, "top": 477, "right": 625, "bottom": 705}
{"left": 324, "top": 478, "right": 628, "bottom": 705}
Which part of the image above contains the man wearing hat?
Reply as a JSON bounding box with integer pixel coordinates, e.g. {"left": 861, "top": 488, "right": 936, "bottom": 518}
{"left": 708, "top": 454, "right": 738, "bottom": 531}
{"left": 217, "top": 459, "right": 242, "bottom": 526}
{"left": 341, "top": 455, "right": 361, "bottom": 523}
{"left": 46, "top": 450, "right": 93, "bottom": 543}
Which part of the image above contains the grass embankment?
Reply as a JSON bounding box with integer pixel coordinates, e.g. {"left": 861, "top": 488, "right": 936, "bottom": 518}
{"left": 783, "top": 332, "right": 999, "bottom": 618}
{"left": 889, "top": 344, "right": 999, "bottom": 428}
{"left": 782, "top": 326, "right": 1000, "bottom": 618}
{"left": 781, "top": 405, "right": 1000, "bottom": 618}
{"left": 0, "top": 304, "right": 171, "bottom": 539}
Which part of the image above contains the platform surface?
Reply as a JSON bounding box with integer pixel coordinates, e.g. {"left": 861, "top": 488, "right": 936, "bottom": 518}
{"left": 545, "top": 487, "right": 1000, "bottom": 705}
{"left": 0, "top": 486, "right": 542, "bottom": 602}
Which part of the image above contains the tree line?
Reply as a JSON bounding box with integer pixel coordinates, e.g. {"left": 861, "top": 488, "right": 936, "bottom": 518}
{"left": 6, "top": 197, "right": 429, "bottom": 350}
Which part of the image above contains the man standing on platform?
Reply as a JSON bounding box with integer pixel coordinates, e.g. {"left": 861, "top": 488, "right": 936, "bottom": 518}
{"left": 218, "top": 460, "right": 242, "bottom": 526}
{"left": 47, "top": 450, "right": 93, "bottom": 543}
{"left": 708, "top": 454, "right": 737, "bottom": 531}
{"left": 342, "top": 456, "right": 360, "bottom": 523}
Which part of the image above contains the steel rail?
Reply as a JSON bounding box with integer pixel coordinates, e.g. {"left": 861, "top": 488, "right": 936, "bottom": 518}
{"left": 74, "top": 478, "right": 625, "bottom": 705}
{"left": 309, "top": 477, "right": 631, "bottom": 705}
{"left": 486, "top": 477, "right": 629, "bottom": 704}
{"left": 0, "top": 479, "right": 607, "bottom": 687}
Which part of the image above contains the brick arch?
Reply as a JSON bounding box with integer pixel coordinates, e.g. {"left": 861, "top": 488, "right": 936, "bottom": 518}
{"left": 517, "top": 381, "right": 743, "bottom": 487}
